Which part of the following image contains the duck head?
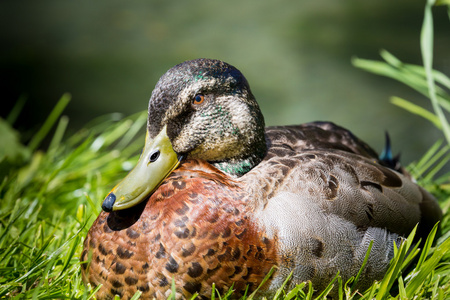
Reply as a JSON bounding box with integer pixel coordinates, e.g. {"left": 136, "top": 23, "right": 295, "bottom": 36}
{"left": 102, "top": 59, "right": 266, "bottom": 211}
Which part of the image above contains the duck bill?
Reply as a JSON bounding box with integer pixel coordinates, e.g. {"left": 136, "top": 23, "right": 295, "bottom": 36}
{"left": 101, "top": 125, "right": 182, "bottom": 211}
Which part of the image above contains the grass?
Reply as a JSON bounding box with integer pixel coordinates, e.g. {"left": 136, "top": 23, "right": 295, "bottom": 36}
{"left": 1, "top": 1, "right": 450, "bottom": 299}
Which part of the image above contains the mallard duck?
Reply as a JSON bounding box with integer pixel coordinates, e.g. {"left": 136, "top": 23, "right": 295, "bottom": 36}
{"left": 81, "top": 58, "right": 442, "bottom": 299}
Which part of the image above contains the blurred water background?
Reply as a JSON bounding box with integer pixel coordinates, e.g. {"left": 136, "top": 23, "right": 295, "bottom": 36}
{"left": 1, "top": 0, "right": 449, "bottom": 166}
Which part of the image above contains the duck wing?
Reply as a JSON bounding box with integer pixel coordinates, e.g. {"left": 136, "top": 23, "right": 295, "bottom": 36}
{"left": 241, "top": 122, "right": 441, "bottom": 294}
{"left": 243, "top": 121, "right": 442, "bottom": 237}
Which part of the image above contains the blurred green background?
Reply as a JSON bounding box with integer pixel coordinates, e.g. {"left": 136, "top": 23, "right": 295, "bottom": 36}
{"left": 1, "top": 0, "right": 449, "bottom": 165}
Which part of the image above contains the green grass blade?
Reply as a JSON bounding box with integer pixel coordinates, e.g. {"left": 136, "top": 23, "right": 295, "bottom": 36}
{"left": 431, "top": 275, "right": 441, "bottom": 300}
{"left": 272, "top": 271, "right": 293, "bottom": 299}
{"left": 211, "top": 283, "right": 216, "bottom": 300}
{"left": 353, "top": 52, "right": 450, "bottom": 113}
{"left": 28, "top": 93, "right": 71, "bottom": 152}
{"left": 405, "top": 234, "right": 450, "bottom": 298}
{"left": 390, "top": 96, "right": 441, "bottom": 129}
{"left": 284, "top": 282, "right": 306, "bottom": 300}
{"left": 375, "top": 227, "right": 416, "bottom": 300}
{"left": 421, "top": 0, "right": 450, "bottom": 145}
{"left": 48, "top": 115, "right": 69, "bottom": 153}
{"left": 115, "top": 111, "right": 147, "bottom": 150}
{"left": 130, "top": 290, "right": 142, "bottom": 300}
{"left": 315, "top": 271, "right": 339, "bottom": 299}
{"left": 169, "top": 276, "right": 176, "bottom": 300}
{"left": 398, "top": 276, "right": 407, "bottom": 299}
{"left": 58, "top": 234, "right": 81, "bottom": 279}
{"left": 423, "top": 153, "right": 450, "bottom": 181}
{"left": 413, "top": 140, "right": 443, "bottom": 171}
{"left": 351, "top": 240, "right": 373, "bottom": 290}
{"left": 403, "top": 60, "right": 450, "bottom": 90}
{"left": 337, "top": 275, "right": 343, "bottom": 300}
{"left": 6, "top": 94, "right": 27, "bottom": 126}
{"left": 246, "top": 266, "right": 276, "bottom": 299}
{"left": 416, "top": 222, "right": 439, "bottom": 270}
{"left": 305, "top": 281, "right": 314, "bottom": 300}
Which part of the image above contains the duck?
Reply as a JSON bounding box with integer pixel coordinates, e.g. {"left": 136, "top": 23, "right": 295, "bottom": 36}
{"left": 81, "top": 58, "right": 442, "bottom": 299}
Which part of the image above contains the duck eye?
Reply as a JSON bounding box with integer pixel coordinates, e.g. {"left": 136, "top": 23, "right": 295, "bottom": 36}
{"left": 149, "top": 150, "right": 160, "bottom": 163}
{"left": 193, "top": 94, "right": 205, "bottom": 105}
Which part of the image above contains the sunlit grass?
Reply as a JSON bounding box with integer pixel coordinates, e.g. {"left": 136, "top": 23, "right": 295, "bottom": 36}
{"left": 1, "top": 1, "right": 450, "bottom": 299}
{"left": 0, "top": 106, "right": 449, "bottom": 299}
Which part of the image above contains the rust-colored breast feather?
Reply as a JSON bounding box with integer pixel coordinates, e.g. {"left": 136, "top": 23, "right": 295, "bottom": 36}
{"left": 82, "top": 160, "right": 278, "bottom": 299}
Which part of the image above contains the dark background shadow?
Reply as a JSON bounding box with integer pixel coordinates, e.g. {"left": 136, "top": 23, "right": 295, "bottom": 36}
{"left": 1, "top": 0, "right": 449, "bottom": 166}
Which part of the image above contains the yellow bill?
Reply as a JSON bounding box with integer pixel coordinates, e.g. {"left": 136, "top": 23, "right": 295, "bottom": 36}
{"left": 102, "top": 125, "right": 182, "bottom": 211}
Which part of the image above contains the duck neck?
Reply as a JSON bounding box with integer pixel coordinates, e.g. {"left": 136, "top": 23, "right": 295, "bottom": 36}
{"left": 212, "top": 136, "right": 267, "bottom": 177}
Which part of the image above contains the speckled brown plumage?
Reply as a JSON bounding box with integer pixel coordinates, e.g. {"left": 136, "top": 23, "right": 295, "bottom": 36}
{"left": 81, "top": 59, "right": 442, "bottom": 299}
{"left": 82, "top": 159, "right": 278, "bottom": 299}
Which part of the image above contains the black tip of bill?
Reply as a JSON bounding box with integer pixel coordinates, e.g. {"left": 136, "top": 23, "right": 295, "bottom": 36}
{"left": 102, "top": 193, "right": 116, "bottom": 212}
